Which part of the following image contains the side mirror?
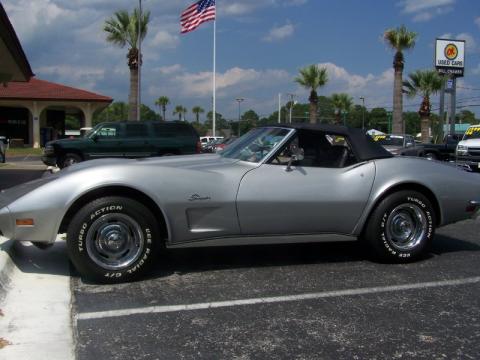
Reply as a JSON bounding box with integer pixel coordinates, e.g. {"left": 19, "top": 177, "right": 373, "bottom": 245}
{"left": 286, "top": 146, "right": 304, "bottom": 171}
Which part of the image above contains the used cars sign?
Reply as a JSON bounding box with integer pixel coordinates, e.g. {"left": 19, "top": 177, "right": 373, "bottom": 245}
{"left": 435, "top": 39, "right": 465, "bottom": 77}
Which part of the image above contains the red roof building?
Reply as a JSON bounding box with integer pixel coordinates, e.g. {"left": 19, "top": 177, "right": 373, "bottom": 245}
{"left": 0, "top": 78, "right": 113, "bottom": 147}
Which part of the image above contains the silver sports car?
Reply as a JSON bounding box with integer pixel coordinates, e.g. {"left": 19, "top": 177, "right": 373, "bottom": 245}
{"left": 1, "top": 124, "right": 479, "bottom": 283}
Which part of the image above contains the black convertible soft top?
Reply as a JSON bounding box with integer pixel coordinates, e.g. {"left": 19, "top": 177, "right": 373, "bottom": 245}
{"left": 265, "top": 123, "right": 393, "bottom": 162}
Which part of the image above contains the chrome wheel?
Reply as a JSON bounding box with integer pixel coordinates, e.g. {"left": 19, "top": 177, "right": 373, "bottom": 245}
{"left": 385, "top": 204, "right": 427, "bottom": 251}
{"left": 86, "top": 213, "right": 145, "bottom": 270}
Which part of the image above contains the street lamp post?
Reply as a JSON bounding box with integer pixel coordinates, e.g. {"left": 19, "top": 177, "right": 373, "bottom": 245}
{"left": 287, "top": 93, "right": 296, "bottom": 124}
{"left": 236, "top": 98, "right": 244, "bottom": 137}
{"left": 359, "top": 96, "right": 365, "bottom": 129}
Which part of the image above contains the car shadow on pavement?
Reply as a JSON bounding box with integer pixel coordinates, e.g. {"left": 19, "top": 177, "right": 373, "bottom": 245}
{"left": 146, "top": 241, "right": 369, "bottom": 279}
{"left": 2, "top": 239, "right": 71, "bottom": 277}
{"left": 429, "top": 234, "right": 480, "bottom": 255}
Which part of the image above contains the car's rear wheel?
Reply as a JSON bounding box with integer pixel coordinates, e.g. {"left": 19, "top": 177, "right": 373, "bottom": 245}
{"left": 60, "top": 153, "right": 82, "bottom": 168}
{"left": 424, "top": 152, "right": 437, "bottom": 160}
{"left": 67, "top": 196, "right": 161, "bottom": 283}
{"left": 363, "top": 190, "right": 435, "bottom": 262}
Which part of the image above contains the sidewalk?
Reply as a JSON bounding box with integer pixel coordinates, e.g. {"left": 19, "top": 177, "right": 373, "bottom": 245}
{"left": 1, "top": 156, "right": 47, "bottom": 170}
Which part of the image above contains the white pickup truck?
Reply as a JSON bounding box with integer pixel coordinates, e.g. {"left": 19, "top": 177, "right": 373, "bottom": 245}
{"left": 456, "top": 125, "right": 480, "bottom": 172}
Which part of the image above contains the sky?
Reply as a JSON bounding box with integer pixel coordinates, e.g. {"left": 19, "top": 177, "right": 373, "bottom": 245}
{"left": 3, "top": 0, "right": 480, "bottom": 121}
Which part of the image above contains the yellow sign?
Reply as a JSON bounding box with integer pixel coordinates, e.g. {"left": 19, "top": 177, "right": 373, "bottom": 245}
{"left": 373, "top": 135, "right": 386, "bottom": 142}
{"left": 444, "top": 44, "right": 458, "bottom": 60}
{"left": 465, "top": 127, "right": 480, "bottom": 136}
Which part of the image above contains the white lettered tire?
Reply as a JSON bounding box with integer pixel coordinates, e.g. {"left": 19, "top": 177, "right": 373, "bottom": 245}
{"left": 363, "top": 190, "right": 435, "bottom": 262}
{"left": 67, "top": 196, "right": 160, "bottom": 283}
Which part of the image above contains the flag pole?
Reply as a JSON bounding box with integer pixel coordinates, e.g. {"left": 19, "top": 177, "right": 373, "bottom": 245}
{"left": 212, "top": 17, "right": 216, "bottom": 137}
{"left": 137, "top": 0, "right": 142, "bottom": 121}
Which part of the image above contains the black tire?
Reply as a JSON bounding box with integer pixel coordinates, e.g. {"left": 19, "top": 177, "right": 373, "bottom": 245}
{"left": 60, "top": 153, "right": 82, "bottom": 168}
{"left": 363, "top": 190, "right": 435, "bottom": 262}
{"left": 67, "top": 196, "right": 161, "bottom": 283}
{"left": 424, "top": 152, "right": 437, "bottom": 160}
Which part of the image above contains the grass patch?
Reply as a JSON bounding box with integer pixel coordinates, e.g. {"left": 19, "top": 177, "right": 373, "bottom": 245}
{"left": 5, "top": 147, "right": 43, "bottom": 157}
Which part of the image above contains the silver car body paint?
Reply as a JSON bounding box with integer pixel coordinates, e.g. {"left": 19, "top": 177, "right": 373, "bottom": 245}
{"left": 1, "top": 128, "right": 479, "bottom": 248}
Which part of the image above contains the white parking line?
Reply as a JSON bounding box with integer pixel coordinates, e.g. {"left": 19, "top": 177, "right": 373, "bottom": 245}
{"left": 76, "top": 276, "right": 480, "bottom": 321}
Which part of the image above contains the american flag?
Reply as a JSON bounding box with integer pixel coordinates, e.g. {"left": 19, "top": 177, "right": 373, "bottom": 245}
{"left": 181, "top": 0, "right": 216, "bottom": 34}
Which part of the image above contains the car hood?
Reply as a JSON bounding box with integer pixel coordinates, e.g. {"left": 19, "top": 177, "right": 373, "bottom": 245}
{"left": 382, "top": 145, "right": 403, "bottom": 154}
{"left": 58, "top": 154, "right": 243, "bottom": 175}
{"left": 458, "top": 139, "right": 480, "bottom": 147}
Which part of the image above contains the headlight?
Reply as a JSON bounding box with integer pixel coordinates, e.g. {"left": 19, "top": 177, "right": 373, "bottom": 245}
{"left": 43, "top": 145, "right": 55, "bottom": 155}
{"left": 456, "top": 145, "right": 468, "bottom": 155}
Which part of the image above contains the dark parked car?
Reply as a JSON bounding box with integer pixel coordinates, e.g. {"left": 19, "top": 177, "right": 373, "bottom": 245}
{"left": 0, "top": 136, "right": 7, "bottom": 163}
{"left": 42, "top": 121, "right": 201, "bottom": 168}
{"left": 415, "top": 134, "right": 461, "bottom": 161}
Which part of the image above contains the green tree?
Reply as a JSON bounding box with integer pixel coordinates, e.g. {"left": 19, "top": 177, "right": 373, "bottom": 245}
{"left": 140, "top": 104, "right": 160, "bottom": 121}
{"left": 404, "top": 111, "right": 421, "bottom": 136}
{"left": 295, "top": 65, "right": 328, "bottom": 124}
{"left": 403, "top": 69, "right": 444, "bottom": 142}
{"left": 331, "top": 93, "right": 353, "bottom": 125}
{"left": 155, "top": 96, "right": 169, "bottom": 121}
{"left": 384, "top": 25, "right": 417, "bottom": 134}
{"left": 173, "top": 105, "right": 187, "bottom": 121}
{"left": 104, "top": 8, "right": 150, "bottom": 121}
{"left": 369, "top": 107, "right": 389, "bottom": 133}
{"left": 456, "top": 110, "right": 476, "bottom": 124}
{"left": 192, "top": 106, "right": 205, "bottom": 123}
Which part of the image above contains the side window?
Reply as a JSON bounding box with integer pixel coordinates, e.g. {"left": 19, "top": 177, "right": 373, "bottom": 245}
{"left": 269, "top": 132, "right": 357, "bottom": 168}
{"left": 96, "top": 125, "right": 120, "bottom": 138}
{"left": 125, "top": 124, "right": 148, "bottom": 138}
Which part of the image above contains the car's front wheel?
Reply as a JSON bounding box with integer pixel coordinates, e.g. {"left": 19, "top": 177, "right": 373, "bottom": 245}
{"left": 67, "top": 196, "right": 161, "bottom": 283}
{"left": 60, "top": 153, "right": 82, "bottom": 168}
{"left": 363, "top": 190, "right": 435, "bottom": 262}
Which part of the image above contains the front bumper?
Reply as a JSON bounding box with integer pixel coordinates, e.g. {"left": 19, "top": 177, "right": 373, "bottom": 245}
{"left": 0, "top": 206, "right": 13, "bottom": 239}
{"left": 41, "top": 155, "right": 57, "bottom": 166}
{"left": 456, "top": 155, "right": 480, "bottom": 172}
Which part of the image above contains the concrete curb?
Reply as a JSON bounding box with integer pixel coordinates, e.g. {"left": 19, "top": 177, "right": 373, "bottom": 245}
{"left": 0, "top": 237, "right": 15, "bottom": 303}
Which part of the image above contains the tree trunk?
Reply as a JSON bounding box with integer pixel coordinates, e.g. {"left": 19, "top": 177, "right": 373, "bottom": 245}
{"left": 129, "top": 66, "right": 139, "bottom": 121}
{"left": 420, "top": 116, "right": 430, "bottom": 143}
{"left": 309, "top": 90, "right": 318, "bottom": 124}
{"left": 392, "top": 51, "right": 404, "bottom": 134}
{"left": 162, "top": 107, "right": 166, "bottom": 122}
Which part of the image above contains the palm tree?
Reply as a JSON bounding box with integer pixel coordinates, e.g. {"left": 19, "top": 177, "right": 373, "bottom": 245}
{"left": 331, "top": 93, "right": 353, "bottom": 125}
{"left": 192, "top": 106, "right": 205, "bottom": 124}
{"left": 384, "top": 25, "right": 417, "bottom": 134}
{"left": 155, "top": 96, "right": 170, "bottom": 121}
{"left": 295, "top": 65, "right": 328, "bottom": 124}
{"left": 403, "top": 70, "right": 445, "bottom": 143}
{"left": 173, "top": 105, "right": 187, "bottom": 121}
{"left": 104, "top": 8, "right": 150, "bottom": 121}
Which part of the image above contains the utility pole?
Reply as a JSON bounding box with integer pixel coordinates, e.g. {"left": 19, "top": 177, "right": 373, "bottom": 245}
{"left": 359, "top": 97, "right": 365, "bottom": 130}
{"left": 278, "top": 93, "right": 281, "bottom": 123}
{"left": 287, "top": 93, "right": 296, "bottom": 124}
{"left": 236, "top": 98, "right": 244, "bottom": 137}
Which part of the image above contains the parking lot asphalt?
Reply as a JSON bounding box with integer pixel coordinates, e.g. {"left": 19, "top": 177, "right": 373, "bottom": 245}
{"left": 1, "top": 167, "right": 479, "bottom": 359}
{"left": 73, "top": 219, "right": 480, "bottom": 360}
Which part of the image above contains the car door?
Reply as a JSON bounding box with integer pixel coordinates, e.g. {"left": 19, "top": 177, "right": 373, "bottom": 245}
{"left": 88, "top": 123, "right": 124, "bottom": 158}
{"left": 123, "top": 123, "right": 152, "bottom": 157}
{"left": 236, "top": 132, "right": 376, "bottom": 235}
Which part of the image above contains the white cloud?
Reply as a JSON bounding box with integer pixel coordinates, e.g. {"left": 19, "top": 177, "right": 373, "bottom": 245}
{"left": 149, "top": 30, "right": 179, "bottom": 48}
{"left": 36, "top": 65, "right": 105, "bottom": 90}
{"left": 155, "top": 64, "right": 183, "bottom": 75}
{"left": 398, "top": 0, "right": 455, "bottom": 22}
{"left": 475, "top": 17, "right": 480, "bottom": 29}
{"left": 173, "top": 67, "right": 290, "bottom": 97}
{"left": 263, "top": 22, "right": 295, "bottom": 42}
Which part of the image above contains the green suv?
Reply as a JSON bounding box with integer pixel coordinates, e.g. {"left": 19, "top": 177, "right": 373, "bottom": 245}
{"left": 42, "top": 121, "right": 201, "bottom": 168}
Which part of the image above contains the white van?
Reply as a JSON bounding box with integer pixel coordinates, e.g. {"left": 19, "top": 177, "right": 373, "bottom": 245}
{"left": 200, "top": 136, "right": 223, "bottom": 148}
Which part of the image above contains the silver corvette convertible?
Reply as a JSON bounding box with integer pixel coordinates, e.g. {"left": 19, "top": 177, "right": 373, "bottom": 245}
{"left": 1, "top": 124, "right": 479, "bottom": 283}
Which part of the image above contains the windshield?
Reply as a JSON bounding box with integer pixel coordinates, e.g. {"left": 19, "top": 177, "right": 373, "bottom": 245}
{"left": 372, "top": 135, "right": 404, "bottom": 146}
{"left": 463, "top": 126, "right": 480, "bottom": 141}
{"left": 220, "top": 127, "right": 291, "bottom": 162}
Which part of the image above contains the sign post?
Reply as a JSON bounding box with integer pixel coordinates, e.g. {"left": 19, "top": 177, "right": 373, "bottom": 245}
{"left": 435, "top": 39, "right": 465, "bottom": 136}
